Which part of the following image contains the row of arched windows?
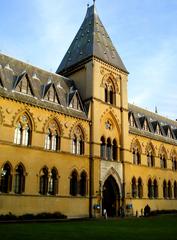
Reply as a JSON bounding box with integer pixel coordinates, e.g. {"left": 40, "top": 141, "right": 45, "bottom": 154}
{"left": 131, "top": 177, "right": 177, "bottom": 199}
{"left": 132, "top": 144, "right": 177, "bottom": 171}
{"left": 100, "top": 137, "right": 117, "bottom": 161}
{"left": 0, "top": 163, "right": 87, "bottom": 197}
{"left": 13, "top": 115, "right": 85, "bottom": 155}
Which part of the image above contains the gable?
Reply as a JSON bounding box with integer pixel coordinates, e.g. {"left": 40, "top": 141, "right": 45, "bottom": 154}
{"left": 69, "top": 92, "right": 83, "bottom": 111}
{"left": 44, "top": 84, "right": 60, "bottom": 104}
{"left": 15, "top": 72, "right": 33, "bottom": 96}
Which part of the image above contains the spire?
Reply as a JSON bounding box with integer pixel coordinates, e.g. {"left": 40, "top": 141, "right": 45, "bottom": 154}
{"left": 56, "top": 4, "right": 128, "bottom": 74}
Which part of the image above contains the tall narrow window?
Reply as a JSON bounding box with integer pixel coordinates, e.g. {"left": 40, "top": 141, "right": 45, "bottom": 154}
{"left": 72, "top": 135, "right": 77, "bottom": 154}
{"left": 39, "top": 168, "right": 48, "bottom": 195}
{"left": 49, "top": 168, "right": 58, "bottom": 195}
{"left": 80, "top": 171, "right": 87, "bottom": 196}
{"left": 0, "top": 163, "right": 12, "bottom": 193}
{"left": 14, "top": 123, "right": 22, "bottom": 144}
{"left": 133, "top": 148, "right": 141, "bottom": 165}
{"left": 70, "top": 171, "right": 78, "bottom": 196}
{"left": 14, "top": 115, "right": 31, "bottom": 146}
{"left": 105, "top": 85, "right": 108, "bottom": 103}
{"left": 168, "top": 181, "right": 172, "bottom": 199}
{"left": 14, "top": 165, "right": 25, "bottom": 194}
{"left": 132, "top": 177, "right": 137, "bottom": 198}
{"left": 137, "top": 178, "right": 143, "bottom": 198}
{"left": 107, "top": 138, "right": 112, "bottom": 160}
{"left": 44, "top": 120, "right": 60, "bottom": 151}
{"left": 154, "top": 179, "right": 158, "bottom": 199}
{"left": 100, "top": 136, "right": 106, "bottom": 159}
{"left": 148, "top": 179, "right": 153, "bottom": 199}
{"left": 109, "top": 86, "right": 113, "bottom": 104}
{"left": 71, "top": 126, "right": 85, "bottom": 155}
{"left": 112, "top": 139, "right": 117, "bottom": 161}
{"left": 163, "top": 180, "right": 167, "bottom": 199}
{"left": 174, "top": 181, "right": 177, "bottom": 199}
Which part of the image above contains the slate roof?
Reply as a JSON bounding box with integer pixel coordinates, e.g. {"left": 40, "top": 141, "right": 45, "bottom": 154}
{"left": 0, "top": 53, "right": 87, "bottom": 120}
{"left": 129, "top": 103, "right": 177, "bottom": 144}
{"left": 56, "top": 4, "right": 128, "bottom": 74}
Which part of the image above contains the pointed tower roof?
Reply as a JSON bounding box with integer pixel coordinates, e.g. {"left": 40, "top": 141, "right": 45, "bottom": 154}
{"left": 56, "top": 4, "right": 128, "bottom": 74}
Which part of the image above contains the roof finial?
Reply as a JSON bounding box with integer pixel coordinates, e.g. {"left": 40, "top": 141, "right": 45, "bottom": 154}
{"left": 155, "top": 106, "right": 158, "bottom": 114}
{"left": 93, "top": 0, "right": 96, "bottom": 5}
{"left": 87, "top": 3, "right": 89, "bottom": 8}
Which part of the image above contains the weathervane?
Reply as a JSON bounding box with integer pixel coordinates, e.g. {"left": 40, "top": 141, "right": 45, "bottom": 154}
{"left": 93, "top": 0, "right": 96, "bottom": 4}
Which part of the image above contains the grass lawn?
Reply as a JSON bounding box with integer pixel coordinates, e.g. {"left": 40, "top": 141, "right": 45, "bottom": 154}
{"left": 0, "top": 214, "right": 177, "bottom": 240}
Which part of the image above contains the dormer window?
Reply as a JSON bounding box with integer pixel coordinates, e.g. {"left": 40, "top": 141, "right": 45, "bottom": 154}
{"left": 167, "top": 128, "right": 172, "bottom": 138}
{"left": 129, "top": 113, "right": 136, "bottom": 127}
{"left": 15, "top": 73, "right": 33, "bottom": 96}
{"left": 44, "top": 86, "right": 59, "bottom": 103}
{"left": 142, "top": 119, "right": 149, "bottom": 131}
{"left": 155, "top": 124, "right": 161, "bottom": 135}
{"left": 70, "top": 94, "right": 81, "bottom": 110}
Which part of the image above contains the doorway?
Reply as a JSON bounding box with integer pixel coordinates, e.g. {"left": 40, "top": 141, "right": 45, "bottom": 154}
{"left": 102, "top": 175, "right": 120, "bottom": 217}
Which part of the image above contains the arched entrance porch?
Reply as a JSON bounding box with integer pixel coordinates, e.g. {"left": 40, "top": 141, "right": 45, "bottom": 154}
{"left": 102, "top": 175, "right": 120, "bottom": 217}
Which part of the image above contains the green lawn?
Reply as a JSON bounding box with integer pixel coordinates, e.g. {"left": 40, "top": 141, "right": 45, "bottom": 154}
{"left": 0, "top": 215, "right": 177, "bottom": 240}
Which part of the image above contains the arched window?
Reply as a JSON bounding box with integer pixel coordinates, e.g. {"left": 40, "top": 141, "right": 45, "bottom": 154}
{"left": 100, "top": 136, "right": 106, "bottom": 159}
{"left": 14, "top": 164, "right": 25, "bottom": 194}
{"left": 133, "top": 148, "right": 141, "bottom": 165}
{"left": 131, "top": 177, "right": 137, "bottom": 198}
{"left": 148, "top": 179, "right": 153, "bottom": 199}
{"left": 174, "top": 181, "right": 177, "bottom": 199}
{"left": 49, "top": 168, "right": 58, "bottom": 195}
{"left": 147, "top": 152, "right": 154, "bottom": 167}
{"left": 0, "top": 163, "right": 12, "bottom": 193}
{"left": 112, "top": 139, "right": 117, "bottom": 161}
{"left": 45, "top": 120, "right": 60, "bottom": 151}
{"left": 80, "top": 171, "right": 87, "bottom": 196}
{"left": 163, "top": 180, "right": 167, "bottom": 199}
{"left": 105, "top": 84, "right": 108, "bottom": 103}
{"left": 168, "top": 181, "right": 172, "bottom": 199}
{"left": 172, "top": 158, "right": 177, "bottom": 171}
{"left": 71, "top": 126, "right": 85, "bottom": 155}
{"left": 109, "top": 86, "right": 114, "bottom": 104}
{"left": 154, "top": 179, "right": 158, "bottom": 199}
{"left": 14, "top": 115, "right": 31, "bottom": 146}
{"left": 39, "top": 167, "right": 48, "bottom": 195}
{"left": 137, "top": 178, "right": 143, "bottom": 198}
{"left": 104, "top": 81, "right": 116, "bottom": 105}
{"left": 70, "top": 170, "right": 78, "bottom": 196}
{"left": 107, "top": 138, "right": 112, "bottom": 160}
{"left": 160, "top": 153, "right": 167, "bottom": 169}
{"left": 14, "top": 123, "right": 22, "bottom": 144}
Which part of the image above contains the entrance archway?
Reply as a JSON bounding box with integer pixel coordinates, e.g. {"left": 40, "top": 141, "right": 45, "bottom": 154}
{"left": 102, "top": 175, "right": 120, "bottom": 217}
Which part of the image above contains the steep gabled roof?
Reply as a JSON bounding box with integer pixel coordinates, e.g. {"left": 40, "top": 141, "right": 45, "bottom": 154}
{"left": 56, "top": 4, "right": 128, "bottom": 74}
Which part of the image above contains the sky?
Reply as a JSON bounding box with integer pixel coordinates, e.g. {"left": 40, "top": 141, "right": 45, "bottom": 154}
{"left": 0, "top": 0, "right": 177, "bottom": 120}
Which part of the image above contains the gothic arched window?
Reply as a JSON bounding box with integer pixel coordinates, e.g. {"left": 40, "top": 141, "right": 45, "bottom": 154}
{"left": 174, "top": 181, "right": 177, "bottom": 199}
{"left": 100, "top": 136, "right": 106, "bottom": 159}
{"left": 0, "top": 163, "right": 12, "bottom": 193}
{"left": 104, "top": 80, "right": 116, "bottom": 105}
{"left": 49, "top": 168, "right": 58, "bottom": 195}
{"left": 14, "top": 164, "right": 25, "bottom": 194}
{"left": 132, "top": 148, "right": 141, "bottom": 165}
{"left": 45, "top": 120, "right": 60, "bottom": 151}
{"left": 148, "top": 179, "right": 153, "bottom": 199}
{"left": 163, "top": 180, "right": 167, "bottom": 199}
{"left": 132, "top": 177, "right": 137, "bottom": 198}
{"left": 71, "top": 126, "right": 85, "bottom": 155}
{"left": 112, "top": 139, "right": 117, "bottom": 161}
{"left": 39, "top": 167, "right": 48, "bottom": 195}
{"left": 70, "top": 170, "right": 78, "bottom": 196}
{"left": 14, "top": 114, "right": 31, "bottom": 146}
{"left": 106, "top": 138, "right": 112, "bottom": 160}
{"left": 168, "top": 180, "right": 172, "bottom": 199}
{"left": 154, "top": 179, "right": 158, "bottom": 199}
{"left": 137, "top": 178, "right": 143, "bottom": 198}
{"left": 80, "top": 171, "right": 87, "bottom": 196}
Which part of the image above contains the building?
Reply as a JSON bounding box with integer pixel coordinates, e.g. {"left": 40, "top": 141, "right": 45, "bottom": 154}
{"left": 0, "top": 3, "right": 177, "bottom": 218}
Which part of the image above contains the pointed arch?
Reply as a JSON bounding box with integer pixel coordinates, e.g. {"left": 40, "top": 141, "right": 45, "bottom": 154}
{"left": 79, "top": 170, "right": 88, "bottom": 196}
{"left": 159, "top": 145, "right": 168, "bottom": 169}
{"left": 145, "top": 142, "right": 155, "bottom": 167}
{"left": 0, "top": 162, "right": 12, "bottom": 193}
{"left": 101, "top": 72, "right": 119, "bottom": 93}
{"left": 14, "top": 163, "right": 26, "bottom": 194}
{"left": 70, "top": 123, "right": 86, "bottom": 155}
{"left": 70, "top": 169, "right": 78, "bottom": 196}
{"left": 130, "top": 138, "right": 142, "bottom": 153}
{"left": 39, "top": 166, "right": 49, "bottom": 195}
{"left": 49, "top": 167, "right": 59, "bottom": 195}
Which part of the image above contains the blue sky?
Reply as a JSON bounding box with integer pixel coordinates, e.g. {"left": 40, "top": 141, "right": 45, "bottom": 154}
{"left": 1, "top": 0, "right": 177, "bottom": 120}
